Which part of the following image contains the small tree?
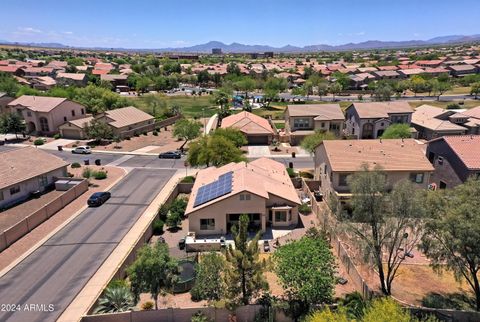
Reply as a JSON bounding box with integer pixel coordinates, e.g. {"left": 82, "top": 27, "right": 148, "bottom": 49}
{"left": 94, "top": 284, "right": 135, "bottom": 314}
{"left": 166, "top": 211, "right": 182, "bottom": 230}
{"left": 301, "top": 131, "right": 335, "bottom": 154}
{"left": 224, "top": 214, "right": 268, "bottom": 306}
{"left": 187, "top": 135, "right": 246, "bottom": 167}
{"left": 420, "top": 178, "right": 480, "bottom": 311}
{"left": 128, "top": 242, "right": 178, "bottom": 310}
{"left": 173, "top": 119, "right": 202, "bottom": 150}
{"left": 409, "top": 76, "right": 427, "bottom": 97}
{"left": 431, "top": 80, "right": 452, "bottom": 101}
{"left": 329, "top": 82, "right": 343, "bottom": 101}
{"left": 212, "top": 127, "right": 247, "bottom": 148}
{"left": 0, "top": 113, "right": 26, "bottom": 138}
{"left": 471, "top": 81, "right": 480, "bottom": 99}
{"left": 381, "top": 124, "right": 411, "bottom": 139}
{"left": 190, "top": 252, "right": 225, "bottom": 302}
{"left": 273, "top": 235, "right": 336, "bottom": 311}
{"left": 85, "top": 119, "right": 113, "bottom": 142}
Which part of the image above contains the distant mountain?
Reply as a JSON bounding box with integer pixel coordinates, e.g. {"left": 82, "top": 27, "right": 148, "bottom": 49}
{"left": 1, "top": 34, "right": 480, "bottom": 53}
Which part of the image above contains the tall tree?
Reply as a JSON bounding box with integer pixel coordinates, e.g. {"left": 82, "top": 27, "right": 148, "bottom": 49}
{"left": 212, "top": 88, "right": 231, "bottom": 120}
{"left": 173, "top": 119, "right": 202, "bottom": 150}
{"left": 431, "top": 79, "right": 452, "bottom": 101}
{"left": 190, "top": 252, "right": 225, "bottom": 302}
{"left": 224, "top": 214, "right": 268, "bottom": 305}
{"left": 409, "top": 76, "right": 427, "bottom": 97}
{"left": 0, "top": 113, "right": 26, "bottom": 138}
{"left": 273, "top": 234, "right": 336, "bottom": 309}
{"left": 127, "top": 242, "right": 179, "bottom": 310}
{"left": 338, "top": 166, "right": 425, "bottom": 295}
{"left": 471, "top": 82, "right": 480, "bottom": 99}
{"left": 381, "top": 124, "right": 411, "bottom": 139}
{"left": 84, "top": 119, "right": 113, "bottom": 142}
{"left": 329, "top": 82, "right": 342, "bottom": 101}
{"left": 187, "top": 135, "right": 245, "bottom": 167}
{"left": 212, "top": 127, "right": 247, "bottom": 148}
{"left": 420, "top": 178, "right": 480, "bottom": 311}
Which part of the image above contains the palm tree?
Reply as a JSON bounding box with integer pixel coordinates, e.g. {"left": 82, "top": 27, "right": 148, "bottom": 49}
{"left": 94, "top": 285, "right": 135, "bottom": 314}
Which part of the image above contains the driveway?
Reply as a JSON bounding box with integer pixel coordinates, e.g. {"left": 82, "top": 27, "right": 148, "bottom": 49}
{"left": 40, "top": 139, "right": 78, "bottom": 150}
{"left": 247, "top": 145, "right": 271, "bottom": 158}
{"left": 0, "top": 168, "right": 176, "bottom": 322}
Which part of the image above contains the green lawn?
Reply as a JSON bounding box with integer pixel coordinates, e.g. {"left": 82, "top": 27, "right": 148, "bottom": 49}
{"left": 129, "top": 95, "right": 218, "bottom": 118}
{"left": 407, "top": 100, "right": 480, "bottom": 109}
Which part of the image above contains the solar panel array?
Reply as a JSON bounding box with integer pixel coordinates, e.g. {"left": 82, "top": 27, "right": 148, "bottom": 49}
{"left": 193, "top": 171, "right": 233, "bottom": 207}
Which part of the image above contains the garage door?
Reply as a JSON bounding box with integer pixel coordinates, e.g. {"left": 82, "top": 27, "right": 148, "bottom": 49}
{"left": 248, "top": 135, "right": 269, "bottom": 145}
{"left": 61, "top": 129, "right": 83, "bottom": 139}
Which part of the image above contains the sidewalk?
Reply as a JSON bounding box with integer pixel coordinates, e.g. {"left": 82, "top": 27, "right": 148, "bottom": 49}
{"left": 57, "top": 169, "right": 194, "bottom": 322}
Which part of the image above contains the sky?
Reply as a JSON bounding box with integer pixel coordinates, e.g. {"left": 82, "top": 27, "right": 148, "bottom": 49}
{"left": 0, "top": 0, "right": 479, "bottom": 49}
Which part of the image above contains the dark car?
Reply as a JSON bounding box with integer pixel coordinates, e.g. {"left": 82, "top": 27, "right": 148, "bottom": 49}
{"left": 87, "top": 192, "right": 111, "bottom": 207}
{"left": 159, "top": 151, "right": 182, "bottom": 159}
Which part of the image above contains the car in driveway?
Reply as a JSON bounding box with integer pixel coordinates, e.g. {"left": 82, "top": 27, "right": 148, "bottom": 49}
{"left": 158, "top": 150, "right": 181, "bottom": 159}
{"left": 72, "top": 146, "right": 92, "bottom": 154}
{"left": 87, "top": 192, "right": 111, "bottom": 207}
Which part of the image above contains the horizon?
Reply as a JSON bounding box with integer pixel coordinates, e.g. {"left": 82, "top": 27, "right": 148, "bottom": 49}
{"left": 0, "top": 0, "right": 479, "bottom": 49}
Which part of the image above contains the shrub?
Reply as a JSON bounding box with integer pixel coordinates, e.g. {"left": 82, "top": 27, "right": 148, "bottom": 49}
{"left": 299, "top": 203, "right": 311, "bottom": 215}
{"left": 142, "top": 131, "right": 148, "bottom": 136}
{"left": 152, "top": 219, "right": 164, "bottom": 235}
{"left": 134, "top": 133, "right": 140, "bottom": 137}
{"left": 446, "top": 103, "right": 461, "bottom": 110}
{"left": 125, "top": 136, "right": 131, "bottom": 140}
{"left": 33, "top": 138, "right": 44, "bottom": 146}
{"left": 299, "top": 171, "right": 314, "bottom": 179}
{"left": 93, "top": 171, "right": 107, "bottom": 180}
{"left": 170, "top": 197, "right": 188, "bottom": 218}
{"left": 108, "top": 279, "right": 129, "bottom": 289}
{"left": 181, "top": 176, "right": 195, "bottom": 183}
{"left": 157, "top": 204, "right": 169, "bottom": 221}
{"left": 166, "top": 211, "right": 182, "bottom": 229}
{"left": 191, "top": 311, "right": 212, "bottom": 322}
{"left": 152, "top": 131, "right": 158, "bottom": 136}
{"left": 141, "top": 301, "right": 154, "bottom": 310}
{"left": 53, "top": 133, "right": 61, "bottom": 139}
{"left": 286, "top": 167, "right": 297, "bottom": 178}
{"left": 82, "top": 167, "right": 93, "bottom": 179}
{"left": 67, "top": 172, "right": 74, "bottom": 178}
{"left": 72, "top": 144, "right": 78, "bottom": 148}
{"left": 71, "top": 162, "right": 81, "bottom": 169}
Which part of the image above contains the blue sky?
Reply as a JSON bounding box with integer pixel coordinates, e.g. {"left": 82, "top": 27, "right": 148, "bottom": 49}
{"left": 0, "top": 0, "right": 479, "bottom": 48}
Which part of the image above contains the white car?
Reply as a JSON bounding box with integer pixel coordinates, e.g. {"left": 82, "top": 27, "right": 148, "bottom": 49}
{"left": 71, "top": 146, "right": 91, "bottom": 154}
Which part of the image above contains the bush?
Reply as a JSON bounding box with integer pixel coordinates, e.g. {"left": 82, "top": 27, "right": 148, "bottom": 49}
{"left": 53, "top": 133, "right": 61, "bottom": 139}
{"left": 446, "top": 103, "right": 461, "bottom": 110}
{"left": 170, "top": 197, "right": 188, "bottom": 218}
{"left": 181, "top": 176, "right": 195, "bottom": 183}
{"left": 125, "top": 136, "right": 131, "bottom": 140}
{"left": 286, "top": 167, "right": 297, "bottom": 178}
{"left": 299, "top": 171, "right": 314, "bottom": 179}
{"left": 166, "top": 211, "right": 182, "bottom": 229}
{"left": 191, "top": 311, "right": 212, "bottom": 322}
{"left": 134, "top": 133, "right": 140, "bottom": 137}
{"left": 33, "top": 138, "right": 44, "bottom": 146}
{"left": 152, "top": 131, "right": 158, "bottom": 136}
{"left": 82, "top": 167, "right": 93, "bottom": 179}
{"left": 93, "top": 171, "right": 108, "bottom": 180}
{"left": 71, "top": 162, "right": 81, "bottom": 169}
{"left": 152, "top": 219, "right": 164, "bottom": 235}
{"left": 141, "top": 301, "right": 154, "bottom": 310}
{"left": 157, "top": 204, "right": 169, "bottom": 221}
{"left": 108, "top": 279, "right": 129, "bottom": 289}
{"left": 142, "top": 131, "right": 148, "bottom": 136}
{"left": 299, "top": 203, "right": 311, "bottom": 215}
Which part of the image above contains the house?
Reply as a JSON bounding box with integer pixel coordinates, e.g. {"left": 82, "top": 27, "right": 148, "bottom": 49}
{"left": 220, "top": 111, "right": 275, "bottom": 145}
{"left": 344, "top": 102, "right": 413, "bottom": 139}
{"left": 59, "top": 106, "right": 154, "bottom": 139}
{"left": 314, "top": 139, "right": 434, "bottom": 201}
{"left": 30, "top": 76, "right": 56, "bottom": 90}
{"left": 56, "top": 73, "right": 88, "bottom": 87}
{"left": 0, "top": 147, "right": 68, "bottom": 208}
{"left": 185, "top": 158, "right": 301, "bottom": 236}
{"left": 100, "top": 74, "right": 128, "bottom": 88}
{"left": 398, "top": 68, "right": 425, "bottom": 78}
{"left": 349, "top": 73, "right": 375, "bottom": 89}
{"left": 411, "top": 105, "right": 469, "bottom": 140}
{"left": 22, "top": 67, "right": 55, "bottom": 77}
{"left": 284, "top": 104, "right": 344, "bottom": 145}
{"left": 8, "top": 95, "right": 87, "bottom": 135}
{"left": 426, "top": 135, "right": 480, "bottom": 189}
{"left": 448, "top": 64, "right": 478, "bottom": 77}
{"left": 372, "top": 70, "right": 402, "bottom": 80}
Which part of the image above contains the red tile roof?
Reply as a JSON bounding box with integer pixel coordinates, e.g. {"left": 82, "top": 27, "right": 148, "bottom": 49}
{"left": 435, "top": 135, "right": 480, "bottom": 170}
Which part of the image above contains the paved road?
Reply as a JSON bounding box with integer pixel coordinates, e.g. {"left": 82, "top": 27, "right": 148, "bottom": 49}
{"left": 0, "top": 168, "right": 176, "bottom": 322}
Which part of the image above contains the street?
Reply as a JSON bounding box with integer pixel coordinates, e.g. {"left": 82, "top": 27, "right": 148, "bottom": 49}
{"left": 0, "top": 168, "right": 176, "bottom": 322}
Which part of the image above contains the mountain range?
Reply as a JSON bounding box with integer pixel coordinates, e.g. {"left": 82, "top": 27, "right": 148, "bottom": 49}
{"left": 1, "top": 34, "right": 480, "bottom": 53}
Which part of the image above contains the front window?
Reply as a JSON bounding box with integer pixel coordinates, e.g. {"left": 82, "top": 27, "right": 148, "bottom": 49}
{"left": 338, "top": 173, "right": 351, "bottom": 186}
{"left": 71, "top": 110, "right": 75, "bottom": 117}
{"left": 239, "top": 193, "right": 251, "bottom": 201}
{"left": 293, "top": 118, "right": 310, "bottom": 129}
{"left": 27, "top": 111, "right": 32, "bottom": 117}
{"left": 10, "top": 186, "right": 20, "bottom": 195}
{"left": 275, "top": 211, "right": 287, "bottom": 222}
{"left": 410, "top": 173, "right": 424, "bottom": 184}
{"left": 39, "top": 117, "right": 49, "bottom": 132}
{"left": 200, "top": 218, "right": 215, "bottom": 230}
{"left": 39, "top": 176, "right": 48, "bottom": 187}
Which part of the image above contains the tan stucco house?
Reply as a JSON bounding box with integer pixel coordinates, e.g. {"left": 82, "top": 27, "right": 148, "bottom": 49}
{"left": 220, "top": 111, "right": 275, "bottom": 145}
{"left": 314, "top": 139, "right": 434, "bottom": 202}
{"left": 185, "top": 158, "right": 301, "bottom": 236}
{"left": 0, "top": 147, "right": 68, "bottom": 209}
{"left": 8, "top": 95, "right": 87, "bottom": 135}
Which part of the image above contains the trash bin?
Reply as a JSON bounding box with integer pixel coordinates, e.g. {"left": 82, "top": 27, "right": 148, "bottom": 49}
{"left": 95, "top": 159, "right": 101, "bottom": 166}
{"left": 84, "top": 159, "right": 90, "bottom": 165}
{"left": 57, "top": 146, "right": 63, "bottom": 151}
{"left": 291, "top": 152, "right": 296, "bottom": 158}
{"left": 289, "top": 162, "right": 293, "bottom": 169}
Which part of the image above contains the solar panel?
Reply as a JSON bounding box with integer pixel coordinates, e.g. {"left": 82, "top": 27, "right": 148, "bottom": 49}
{"left": 193, "top": 171, "right": 233, "bottom": 207}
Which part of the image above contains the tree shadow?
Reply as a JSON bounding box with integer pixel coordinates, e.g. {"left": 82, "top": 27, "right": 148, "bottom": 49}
{"left": 421, "top": 291, "right": 476, "bottom": 311}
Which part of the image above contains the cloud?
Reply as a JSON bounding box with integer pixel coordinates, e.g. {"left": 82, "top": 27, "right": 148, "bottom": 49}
{"left": 62, "top": 31, "right": 74, "bottom": 35}
{"left": 16, "top": 27, "right": 43, "bottom": 34}
{"left": 338, "top": 31, "right": 366, "bottom": 37}
{"left": 172, "top": 40, "right": 188, "bottom": 46}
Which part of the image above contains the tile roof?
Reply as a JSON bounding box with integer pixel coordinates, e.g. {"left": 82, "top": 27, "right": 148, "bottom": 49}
{"left": 56, "top": 72, "right": 86, "bottom": 81}
{"left": 433, "top": 135, "right": 480, "bottom": 170}
{"left": 104, "top": 106, "right": 154, "bottom": 128}
{"left": 287, "top": 104, "right": 344, "bottom": 120}
{"left": 319, "top": 139, "right": 434, "bottom": 172}
{"left": 411, "top": 105, "right": 465, "bottom": 132}
{"left": 462, "top": 106, "right": 480, "bottom": 119}
{"left": 8, "top": 95, "right": 67, "bottom": 112}
{"left": 0, "top": 147, "right": 68, "bottom": 190}
{"left": 349, "top": 101, "right": 413, "bottom": 119}
{"left": 221, "top": 111, "right": 274, "bottom": 135}
{"left": 185, "top": 158, "right": 301, "bottom": 214}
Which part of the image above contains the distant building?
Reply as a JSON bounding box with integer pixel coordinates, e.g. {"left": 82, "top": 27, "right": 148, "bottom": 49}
{"left": 212, "top": 48, "right": 222, "bottom": 55}
{"left": 264, "top": 52, "right": 274, "bottom": 58}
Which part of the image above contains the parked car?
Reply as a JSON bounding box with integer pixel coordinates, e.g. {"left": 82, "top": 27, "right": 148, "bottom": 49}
{"left": 87, "top": 192, "right": 111, "bottom": 207}
{"left": 72, "top": 146, "right": 92, "bottom": 154}
{"left": 158, "top": 151, "right": 181, "bottom": 159}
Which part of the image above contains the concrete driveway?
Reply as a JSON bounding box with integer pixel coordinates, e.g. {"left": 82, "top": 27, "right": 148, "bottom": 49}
{"left": 0, "top": 168, "right": 176, "bottom": 322}
{"left": 247, "top": 145, "right": 271, "bottom": 158}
